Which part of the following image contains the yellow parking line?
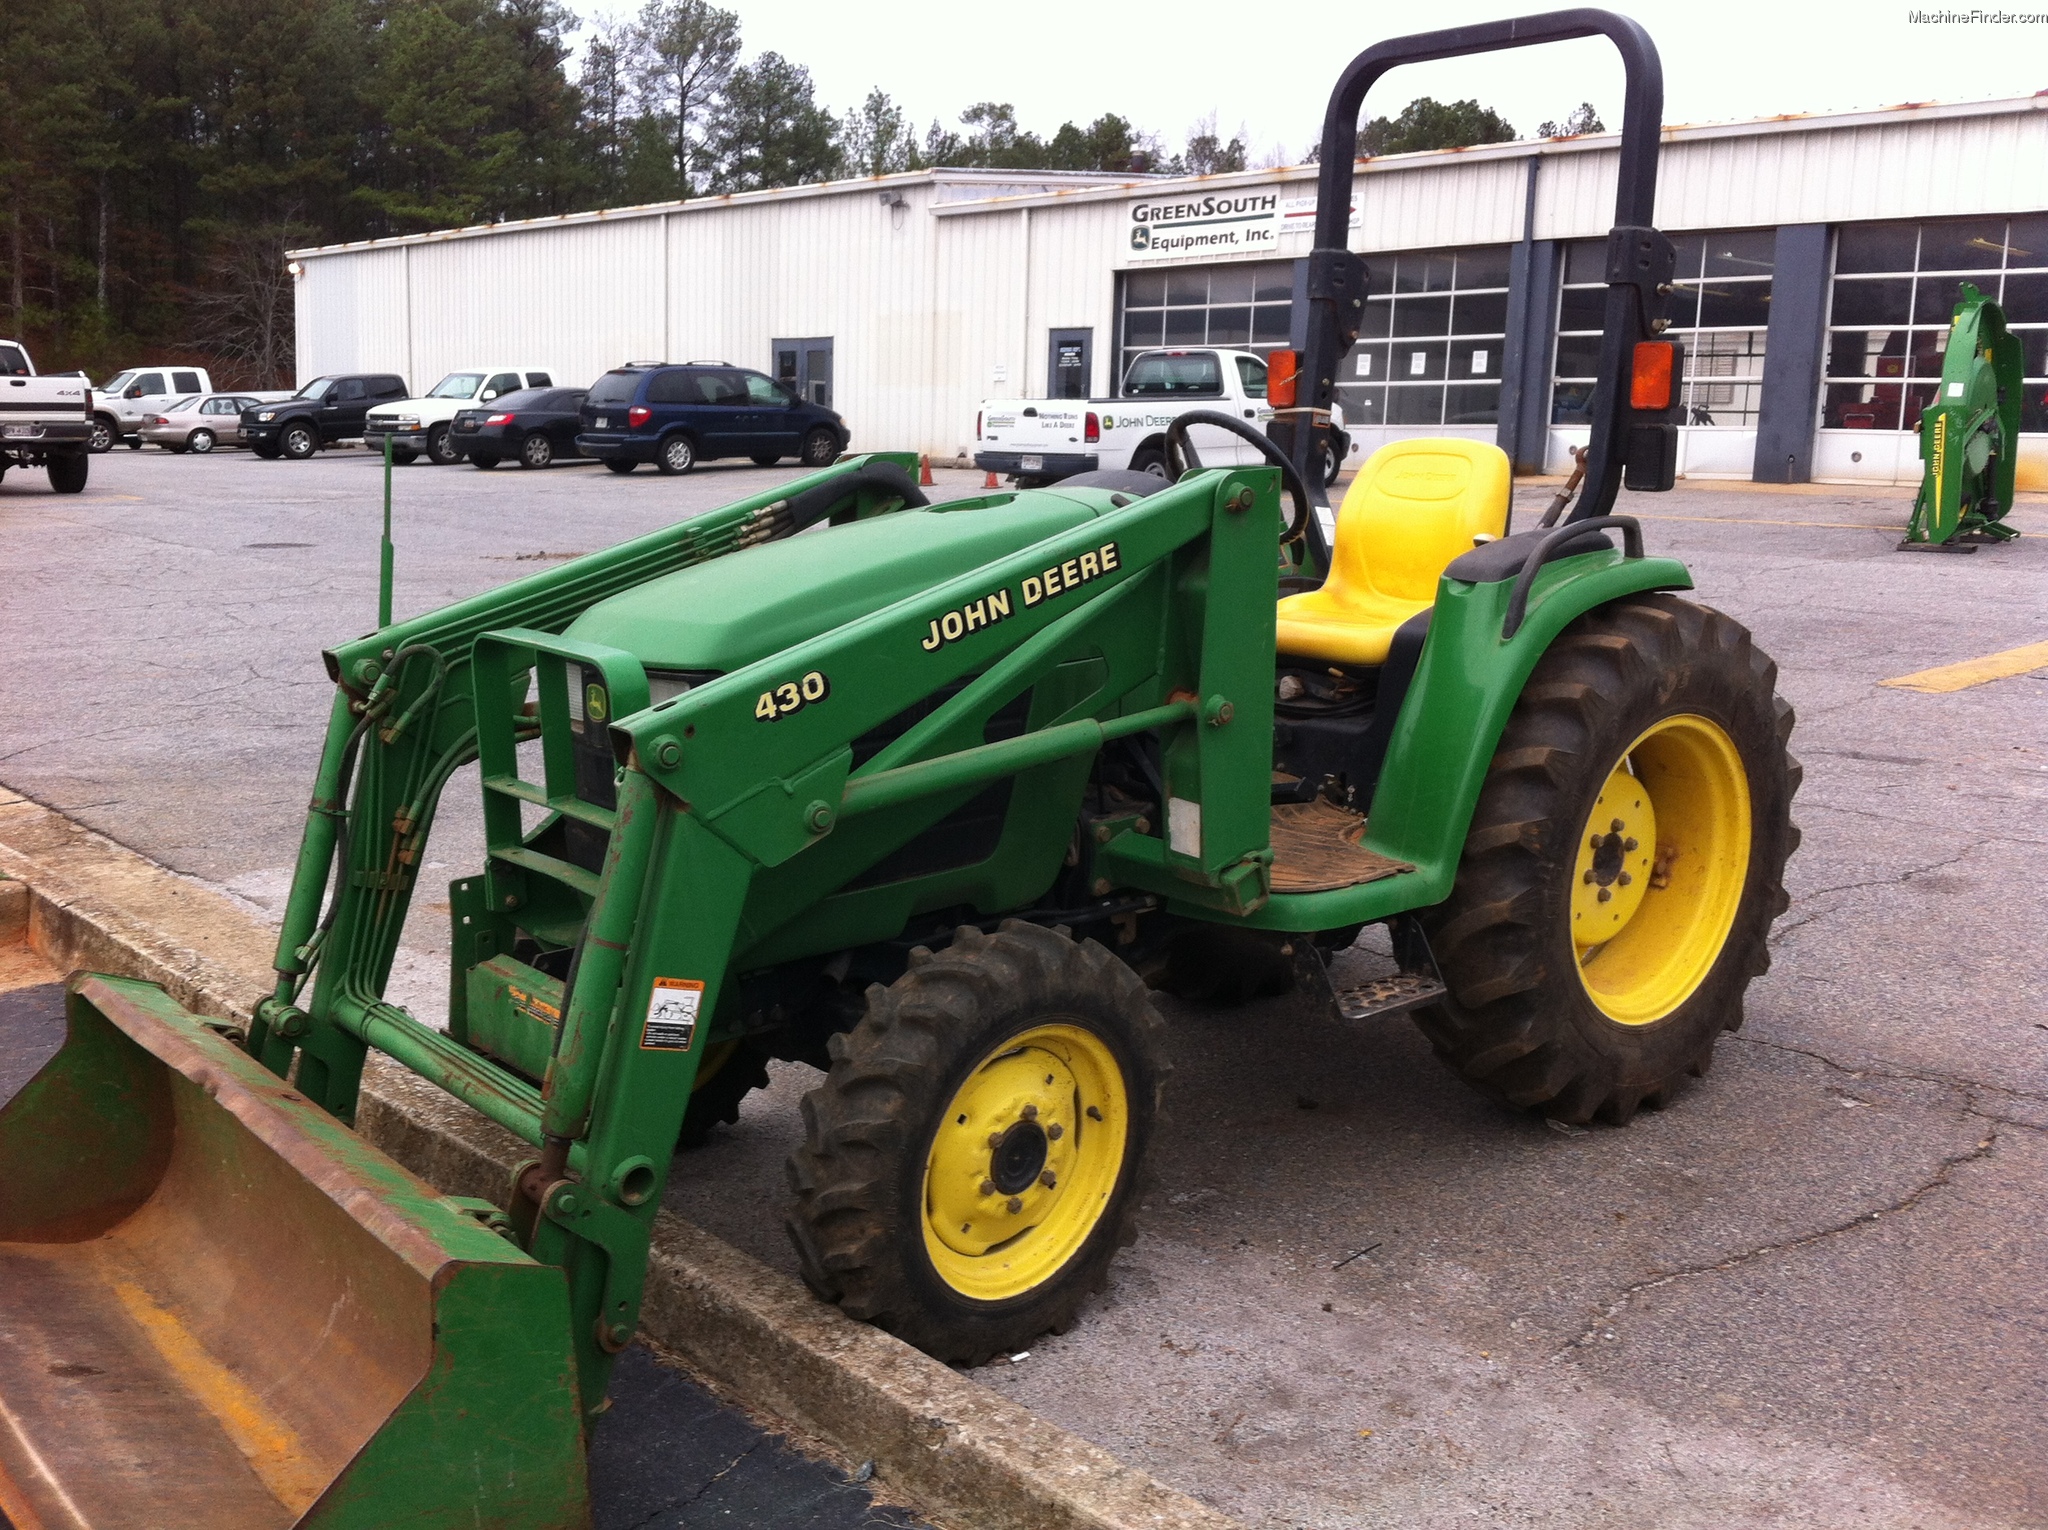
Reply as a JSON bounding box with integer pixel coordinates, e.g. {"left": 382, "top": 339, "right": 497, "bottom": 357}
{"left": 1880, "top": 641, "right": 2048, "bottom": 693}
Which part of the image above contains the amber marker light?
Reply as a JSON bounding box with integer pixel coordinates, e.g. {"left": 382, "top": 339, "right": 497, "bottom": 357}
{"left": 1630, "top": 342, "right": 1676, "bottom": 411}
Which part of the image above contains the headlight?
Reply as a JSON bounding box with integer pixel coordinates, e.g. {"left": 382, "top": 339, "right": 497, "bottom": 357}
{"left": 646, "top": 672, "right": 697, "bottom": 706}
{"left": 257, "top": 410, "right": 275, "bottom": 421}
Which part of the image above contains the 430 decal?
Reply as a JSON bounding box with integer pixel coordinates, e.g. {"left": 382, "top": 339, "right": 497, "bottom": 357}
{"left": 755, "top": 670, "right": 830, "bottom": 721}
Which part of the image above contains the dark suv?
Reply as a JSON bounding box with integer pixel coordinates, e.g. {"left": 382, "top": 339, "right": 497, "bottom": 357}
{"left": 243, "top": 373, "right": 408, "bottom": 460}
{"left": 576, "top": 363, "right": 847, "bottom": 475}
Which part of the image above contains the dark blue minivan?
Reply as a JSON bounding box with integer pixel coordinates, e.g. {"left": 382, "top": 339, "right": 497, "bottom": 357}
{"left": 576, "top": 362, "right": 848, "bottom": 475}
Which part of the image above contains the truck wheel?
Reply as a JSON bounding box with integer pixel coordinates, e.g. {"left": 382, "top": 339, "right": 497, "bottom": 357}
{"left": 1129, "top": 446, "right": 1168, "bottom": 479}
{"left": 88, "top": 416, "right": 117, "bottom": 453}
{"left": 47, "top": 454, "right": 89, "bottom": 494}
{"left": 787, "top": 922, "right": 1167, "bottom": 1364}
{"left": 426, "top": 424, "right": 458, "bottom": 466}
{"left": 604, "top": 460, "right": 637, "bottom": 475}
{"left": 281, "top": 423, "right": 317, "bottom": 460}
{"left": 252, "top": 443, "right": 281, "bottom": 459}
{"left": 469, "top": 453, "right": 500, "bottom": 469}
{"left": 799, "top": 428, "right": 838, "bottom": 467}
{"left": 389, "top": 445, "right": 419, "bottom": 465}
{"left": 675, "top": 1039, "right": 774, "bottom": 1149}
{"left": 1414, "top": 595, "right": 1799, "bottom": 1125}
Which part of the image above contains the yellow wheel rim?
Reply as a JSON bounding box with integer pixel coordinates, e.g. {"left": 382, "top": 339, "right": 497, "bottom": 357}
{"left": 921, "top": 1024, "right": 1130, "bottom": 1303}
{"left": 1571, "top": 713, "right": 1751, "bottom": 1026}
{"left": 691, "top": 1038, "right": 739, "bottom": 1093}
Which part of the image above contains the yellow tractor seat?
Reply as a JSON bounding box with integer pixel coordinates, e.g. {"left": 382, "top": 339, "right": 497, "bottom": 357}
{"left": 1276, "top": 438, "right": 1512, "bottom": 666}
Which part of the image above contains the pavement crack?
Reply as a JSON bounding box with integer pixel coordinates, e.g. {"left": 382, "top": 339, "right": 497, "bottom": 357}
{"left": 679, "top": 1435, "right": 766, "bottom": 1510}
{"left": 1553, "top": 1126, "right": 2000, "bottom": 1360}
{"left": 1729, "top": 1032, "right": 2048, "bottom": 1110}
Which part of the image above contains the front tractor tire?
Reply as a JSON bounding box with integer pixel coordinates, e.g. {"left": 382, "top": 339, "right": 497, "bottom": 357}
{"left": 1415, "top": 595, "right": 1799, "bottom": 1125}
{"left": 787, "top": 922, "right": 1167, "bottom": 1364}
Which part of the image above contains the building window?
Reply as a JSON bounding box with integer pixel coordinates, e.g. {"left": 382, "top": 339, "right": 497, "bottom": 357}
{"left": 1116, "top": 261, "right": 1295, "bottom": 388}
{"left": 1341, "top": 246, "right": 1510, "bottom": 431}
{"left": 1554, "top": 230, "right": 1774, "bottom": 427}
{"left": 1822, "top": 214, "right": 2048, "bottom": 434}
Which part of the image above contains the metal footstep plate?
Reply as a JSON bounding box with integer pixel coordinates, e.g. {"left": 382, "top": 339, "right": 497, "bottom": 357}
{"left": 1333, "top": 973, "right": 1446, "bottom": 1022}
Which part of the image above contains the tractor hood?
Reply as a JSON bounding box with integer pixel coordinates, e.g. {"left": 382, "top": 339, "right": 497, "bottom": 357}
{"left": 566, "top": 492, "right": 1113, "bottom": 672}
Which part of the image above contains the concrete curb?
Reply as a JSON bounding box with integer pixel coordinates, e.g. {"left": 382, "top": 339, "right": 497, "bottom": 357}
{"left": 0, "top": 786, "right": 1239, "bottom": 1530}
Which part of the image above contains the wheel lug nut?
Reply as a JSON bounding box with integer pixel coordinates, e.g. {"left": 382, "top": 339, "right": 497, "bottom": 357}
{"left": 1582, "top": 869, "right": 1596, "bottom": 884}
{"left": 1046, "top": 1123, "right": 1063, "bottom": 1140}
{"left": 987, "top": 1133, "right": 1004, "bottom": 1148}
{"left": 1617, "top": 871, "right": 1632, "bottom": 886}
{"left": 1589, "top": 835, "right": 1602, "bottom": 849}
{"left": 1623, "top": 837, "right": 1638, "bottom": 851}
{"left": 1021, "top": 1103, "right": 1038, "bottom": 1120}
{"left": 1597, "top": 886, "right": 1612, "bottom": 903}
{"left": 1040, "top": 1170, "right": 1056, "bottom": 1188}
{"left": 980, "top": 1178, "right": 996, "bottom": 1196}
{"left": 1006, "top": 1197, "right": 1023, "bottom": 1214}
{"left": 1611, "top": 818, "right": 1625, "bottom": 833}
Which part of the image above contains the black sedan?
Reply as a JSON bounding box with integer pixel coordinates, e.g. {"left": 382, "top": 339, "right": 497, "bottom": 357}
{"left": 452, "top": 387, "right": 588, "bottom": 469}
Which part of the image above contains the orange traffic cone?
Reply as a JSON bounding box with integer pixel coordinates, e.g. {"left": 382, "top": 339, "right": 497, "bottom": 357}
{"left": 983, "top": 470, "right": 999, "bottom": 488}
{"left": 918, "top": 454, "right": 935, "bottom": 487}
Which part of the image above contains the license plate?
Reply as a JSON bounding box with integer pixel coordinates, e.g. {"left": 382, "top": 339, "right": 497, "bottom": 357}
{"left": 1020, "top": 454, "right": 1043, "bottom": 471}
{"left": 3, "top": 424, "right": 36, "bottom": 438}
{"left": 595, "top": 417, "right": 609, "bottom": 429}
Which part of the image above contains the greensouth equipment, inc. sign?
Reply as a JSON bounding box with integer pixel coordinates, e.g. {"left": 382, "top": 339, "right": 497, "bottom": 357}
{"left": 1125, "top": 192, "right": 1281, "bottom": 263}
{"left": 1122, "top": 189, "right": 1362, "bottom": 265}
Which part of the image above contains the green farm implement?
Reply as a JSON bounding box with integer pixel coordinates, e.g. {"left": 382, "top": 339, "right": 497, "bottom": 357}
{"left": 0, "top": 10, "right": 1799, "bottom": 1527}
{"left": 1899, "top": 281, "right": 2024, "bottom": 551}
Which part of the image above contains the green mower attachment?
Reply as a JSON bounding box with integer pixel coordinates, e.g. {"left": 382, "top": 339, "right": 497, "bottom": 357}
{"left": 1900, "top": 281, "right": 2024, "bottom": 551}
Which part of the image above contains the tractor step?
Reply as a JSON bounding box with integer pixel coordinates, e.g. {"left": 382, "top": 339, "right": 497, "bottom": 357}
{"left": 1332, "top": 972, "right": 1445, "bottom": 1021}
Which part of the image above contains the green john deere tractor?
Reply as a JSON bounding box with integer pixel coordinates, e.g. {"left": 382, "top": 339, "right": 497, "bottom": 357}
{"left": 1899, "top": 280, "right": 2024, "bottom": 551}
{"left": 0, "top": 11, "right": 1800, "bottom": 1527}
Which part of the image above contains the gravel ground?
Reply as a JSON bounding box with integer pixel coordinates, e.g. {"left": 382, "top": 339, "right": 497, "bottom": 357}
{"left": 3, "top": 444, "right": 2044, "bottom": 1528}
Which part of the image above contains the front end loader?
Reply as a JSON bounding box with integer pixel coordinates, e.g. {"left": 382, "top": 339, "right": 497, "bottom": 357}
{"left": 0, "top": 10, "right": 1800, "bottom": 1525}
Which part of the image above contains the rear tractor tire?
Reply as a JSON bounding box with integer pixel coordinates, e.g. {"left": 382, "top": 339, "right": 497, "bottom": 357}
{"left": 1414, "top": 594, "right": 1799, "bottom": 1125}
{"left": 787, "top": 921, "right": 1167, "bottom": 1364}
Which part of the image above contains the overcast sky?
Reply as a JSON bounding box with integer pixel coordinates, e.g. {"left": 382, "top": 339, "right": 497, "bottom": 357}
{"left": 572, "top": 1, "right": 2045, "bottom": 163}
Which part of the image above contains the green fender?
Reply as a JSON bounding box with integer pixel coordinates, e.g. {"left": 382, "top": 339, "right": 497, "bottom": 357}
{"left": 1219, "top": 545, "right": 1692, "bottom": 932}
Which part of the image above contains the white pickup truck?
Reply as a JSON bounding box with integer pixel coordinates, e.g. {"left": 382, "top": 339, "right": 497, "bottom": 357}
{"left": 93, "top": 364, "right": 215, "bottom": 451}
{"left": 1, "top": 339, "right": 93, "bottom": 492}
{"left": 365, "top": 366, "right": 557, "bottom": 465}
{"left": 975, "top": 347, "right": 1350, "bottom": 486}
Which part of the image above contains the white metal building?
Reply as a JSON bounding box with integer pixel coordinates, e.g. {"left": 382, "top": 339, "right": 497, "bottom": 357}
{"left": 292, "top": 93, "right": 2048, "bottom": 487}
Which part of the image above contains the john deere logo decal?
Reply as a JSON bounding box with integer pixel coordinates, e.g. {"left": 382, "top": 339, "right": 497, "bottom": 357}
{"left": 585, "top": 683, "right": 608, "bottom": 722}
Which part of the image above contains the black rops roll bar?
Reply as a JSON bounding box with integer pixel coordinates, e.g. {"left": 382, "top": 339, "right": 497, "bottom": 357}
{"left": 1285, "top": 9, "right": 1672, "bottom": 532}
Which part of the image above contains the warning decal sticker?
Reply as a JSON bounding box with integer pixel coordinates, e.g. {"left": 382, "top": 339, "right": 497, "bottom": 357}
{"left": 641, "top": 977, "right": 704, "bottom": 1051}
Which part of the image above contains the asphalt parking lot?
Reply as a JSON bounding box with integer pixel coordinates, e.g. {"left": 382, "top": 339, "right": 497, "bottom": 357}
{"left": 3, "top": 445, "right": 2044, "bottom": 1528}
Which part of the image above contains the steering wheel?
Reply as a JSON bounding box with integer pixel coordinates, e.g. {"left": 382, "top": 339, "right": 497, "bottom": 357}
{"left": 1161, "top": 410, "right": 1314, "bottom": 546}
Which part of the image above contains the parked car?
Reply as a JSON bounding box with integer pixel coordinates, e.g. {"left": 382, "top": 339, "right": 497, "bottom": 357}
{"left": 976, "top": 347, "right": 1353, "bottom": 487}
{"left": 365, "top": 368, "right": 555, "bottom": 465}
{"left": 92, "top": 365, "right": 213, "bottom": 452}
{"left": 243, "top": 374, "right": 409, "bottom": 460}
{"left": 452, "top": 387, "right": 588, "bottom": 469}
{"left": 576, "top": 362, "right": 847, "bottom": 475}
{"left": 140, "top": 393, "right": 273, "bottom": 453}
{"left": 0, "top": 338, "right": 93, "bottom": 492}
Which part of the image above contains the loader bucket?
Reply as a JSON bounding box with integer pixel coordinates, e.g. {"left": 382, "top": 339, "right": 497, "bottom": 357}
{"left": 0, "top": 975, "right": 590, "bottom": 1530}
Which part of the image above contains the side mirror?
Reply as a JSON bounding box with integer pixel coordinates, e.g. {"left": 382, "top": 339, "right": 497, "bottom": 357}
{"left": 481, "top": 391, "right": 497, "bottom": 401}
{"left": 124, "top": 386, "right": 143, "bottom": 399}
